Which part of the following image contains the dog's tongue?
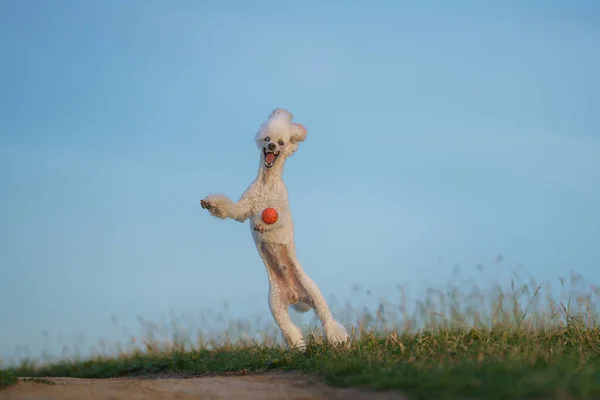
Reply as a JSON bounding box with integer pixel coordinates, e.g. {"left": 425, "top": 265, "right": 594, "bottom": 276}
{"left": 265, "top": 153, "right": 276, "bottom": 164}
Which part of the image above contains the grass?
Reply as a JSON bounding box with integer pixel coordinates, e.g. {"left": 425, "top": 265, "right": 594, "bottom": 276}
{"left": 2, "top": 267, "right": 600, "bottom": 399}
{"left": 0, "top": 370, "right": 17, "bottom": 389}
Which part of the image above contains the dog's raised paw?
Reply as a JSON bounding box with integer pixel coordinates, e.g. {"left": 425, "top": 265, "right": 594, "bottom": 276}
{"left": 200, "top": 199, "right": 212, "bottom": 209}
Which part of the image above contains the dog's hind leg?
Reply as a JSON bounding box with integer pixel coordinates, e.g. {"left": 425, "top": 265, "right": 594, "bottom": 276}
{"left": 268, "top": 282, "right": 306, "bottom": 351}
{"left": 275, "top": 244, "right": 349, "bottom": 346}
{"left": 258, "top": 242, "right": 306, "bottom": 351}
{"left": 300, "top": 274, "right": 349, "bottom": 345}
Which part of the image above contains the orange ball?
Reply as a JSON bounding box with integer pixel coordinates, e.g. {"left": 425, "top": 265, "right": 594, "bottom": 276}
{"left": 262, "top": 208, "right": 278, "bottom": 224}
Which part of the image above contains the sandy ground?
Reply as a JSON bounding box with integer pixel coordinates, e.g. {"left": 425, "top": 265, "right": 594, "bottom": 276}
{"left": 1, "top": 372, "right": 407, "bottom": 400}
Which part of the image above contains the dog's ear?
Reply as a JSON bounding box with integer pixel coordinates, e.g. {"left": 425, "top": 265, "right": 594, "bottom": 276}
{"left": 291, "top": 123, "right": 307, "bottom": 143}
{"left": 269, "top": 108, "right": 293, "bottom": 121}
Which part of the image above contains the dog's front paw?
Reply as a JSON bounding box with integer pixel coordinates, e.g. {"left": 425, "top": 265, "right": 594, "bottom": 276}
{"left": 200, "top": 196, "right": 227, "bottom": 219}
{"left": 200, "top": 199, "right": 212, "bottom": 210}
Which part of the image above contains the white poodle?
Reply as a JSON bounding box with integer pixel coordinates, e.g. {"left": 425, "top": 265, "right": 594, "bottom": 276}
{"left": 200, "top": 108, "right": 348, "bottom": 350}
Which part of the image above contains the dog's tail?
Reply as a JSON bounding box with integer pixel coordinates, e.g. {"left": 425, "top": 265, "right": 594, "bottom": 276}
{"left": 291, "top": 302, "right": 312, "bottom": 313}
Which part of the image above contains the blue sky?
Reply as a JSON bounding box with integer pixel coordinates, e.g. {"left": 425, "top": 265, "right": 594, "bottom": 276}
{"left": 1, "top": 0, "right": 599, "bottom": 362}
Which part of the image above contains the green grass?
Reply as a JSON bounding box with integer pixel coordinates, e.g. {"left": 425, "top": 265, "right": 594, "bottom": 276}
{"left": 2, "top": 269, "right": 600, "bottom": 399}
{"left": 0, "top": 369, "right": 17, "bottom": 389}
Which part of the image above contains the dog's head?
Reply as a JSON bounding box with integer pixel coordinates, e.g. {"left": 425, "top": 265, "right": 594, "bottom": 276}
{"left": 255, "top": 109, "right": 307, "bottom": 169}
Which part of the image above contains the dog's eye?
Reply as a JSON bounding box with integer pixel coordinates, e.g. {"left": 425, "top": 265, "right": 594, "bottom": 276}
{"left": 264, "top": 136, "right": 270, "bottom": 142}
{"left": 278, "top": 140, "right": 284, "bottom": 146}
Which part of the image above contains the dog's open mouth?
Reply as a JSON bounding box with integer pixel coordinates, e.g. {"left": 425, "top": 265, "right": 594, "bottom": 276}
{"left": 263, "top": 148, "right": 280, "bottom": 168}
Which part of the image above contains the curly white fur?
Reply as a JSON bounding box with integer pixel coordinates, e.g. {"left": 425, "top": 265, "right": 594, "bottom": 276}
{"left": 200, "top": 108, "right": 348, "bottom": 350}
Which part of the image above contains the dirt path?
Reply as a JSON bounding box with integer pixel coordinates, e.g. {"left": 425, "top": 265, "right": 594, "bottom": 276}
{"left": 1, "top": 372, "right": 407, "bottom": 400}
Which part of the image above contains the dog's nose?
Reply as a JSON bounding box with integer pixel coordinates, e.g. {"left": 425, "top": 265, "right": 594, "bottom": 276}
{"left": 268, "top": 143, "right": 277, "bottom": 151}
